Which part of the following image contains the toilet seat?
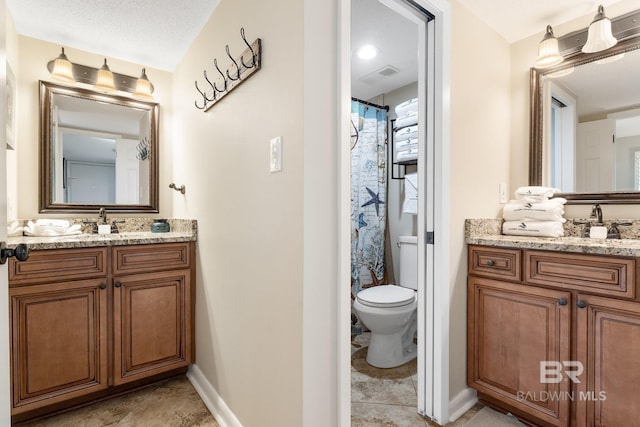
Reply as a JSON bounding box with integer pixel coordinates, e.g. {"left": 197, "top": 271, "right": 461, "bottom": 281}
{"left": 356, "top": 285, "right": 416, "bottom": 308}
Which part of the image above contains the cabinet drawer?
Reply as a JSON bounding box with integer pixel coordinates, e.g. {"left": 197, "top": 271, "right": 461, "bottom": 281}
{"left": 468, "top": 246, "right": 521, "bottom": 281}
{"left": 9, "top": 248, "right": 108, "bottom": 286}
{"left": 525, "top": 250, "right": 635, "bottom": 299}
{"left": 113, "top": 242, "right": 191, "bottom": 275}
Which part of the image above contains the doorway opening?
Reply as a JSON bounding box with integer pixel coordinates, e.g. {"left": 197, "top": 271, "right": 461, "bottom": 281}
{"left": 348, "top": 0, "right": 450, "bottom": 424}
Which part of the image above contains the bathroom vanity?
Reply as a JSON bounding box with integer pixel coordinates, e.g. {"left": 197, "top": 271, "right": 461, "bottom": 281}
{"left": 466, "top": 220, "right": 640, "bottom": 427}
{"left": 6, "top": 224, "right": 196, "bottom": 424}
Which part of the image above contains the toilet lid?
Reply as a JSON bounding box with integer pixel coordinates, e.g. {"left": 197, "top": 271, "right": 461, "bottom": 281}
{"left": 357, "top": 285, "right": 416, "bottom": 308}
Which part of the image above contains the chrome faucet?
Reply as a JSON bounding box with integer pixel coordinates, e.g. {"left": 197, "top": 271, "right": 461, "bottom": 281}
{"left": 98, "top": 207, "right": 107, "bottom": 224}
{"left": 590, "top": 204, "right": 603, "bottom": 225}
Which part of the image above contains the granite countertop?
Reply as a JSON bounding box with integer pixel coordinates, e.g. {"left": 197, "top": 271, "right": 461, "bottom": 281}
{"left": 466, "top": 218, "right": 640, "bottom": 257}
{"left": 7, "top": 218, "right": 197, "bottom": 250}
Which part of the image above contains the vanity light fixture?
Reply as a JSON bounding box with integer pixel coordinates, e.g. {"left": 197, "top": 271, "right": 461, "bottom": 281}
{"left": 534, "top": 25, "right": 564, "bottom": 69}
{"left": 50, "top": 48, "right": 75, "bottom": 83}
{"left": 93, "top": 59, "right": 116, "bottom": 92}
{"left": 582, "top": 5, "right": 617, "bottom": 53}
{"left": 46, "top": 48, "right": 155, "bottom": 99}
{"left": 133, "top": 68, "right": 154, "bottom": 100}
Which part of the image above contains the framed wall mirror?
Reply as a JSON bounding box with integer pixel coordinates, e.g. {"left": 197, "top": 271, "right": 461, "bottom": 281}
{"left": 39, "top": 81, "right": 159, "bottom": 212}
{"left": 530, "top": 10, "right": 640, "bottom": 204}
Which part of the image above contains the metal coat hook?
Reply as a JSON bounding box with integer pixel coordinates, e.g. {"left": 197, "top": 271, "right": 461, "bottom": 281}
{"left": 194, "top": 27, "right": 262, "bottom": 111}
{"left": 225, "top": 46, "right": 241, "bottom": 81}
{"left": 169, "top": 183, "right": 186, "bottom": 194}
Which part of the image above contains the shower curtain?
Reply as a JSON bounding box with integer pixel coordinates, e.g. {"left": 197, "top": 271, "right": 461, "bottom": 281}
{"left": 351, "top": 100, "right": 388, "bottom": 298}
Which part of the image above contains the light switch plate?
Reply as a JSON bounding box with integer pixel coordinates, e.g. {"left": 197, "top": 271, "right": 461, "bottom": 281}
{"left": 499, "top": 182, "right": 507, "bottom": 204}
{"left": 270, "top": 136, "right": 282, "bottom": 172}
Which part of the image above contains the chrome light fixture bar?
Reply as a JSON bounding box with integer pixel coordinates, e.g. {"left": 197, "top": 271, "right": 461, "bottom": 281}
{"left": 46, "top": 48, "right": 154, "bottom": 98}
{"left": 534, "top": 7, "right": 640, "bottom": 68}
{"left": 558, "top": 7, "right": 640, "bottom": 56}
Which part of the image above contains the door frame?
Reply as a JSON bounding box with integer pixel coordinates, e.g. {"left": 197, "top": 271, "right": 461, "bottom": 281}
{"left": 339, "top": 0, "right": 450, "bottom": 424}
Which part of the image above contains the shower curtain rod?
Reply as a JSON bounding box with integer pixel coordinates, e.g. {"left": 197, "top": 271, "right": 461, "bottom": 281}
{"left": 351, "top": 97, "right": 389, "bottom": 111}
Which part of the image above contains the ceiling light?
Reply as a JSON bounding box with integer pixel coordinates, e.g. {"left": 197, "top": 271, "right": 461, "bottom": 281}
{"left": 582, "top": 5, "right": 617, "bottom": 53}
{"left": 534, "top": 25, "right": 564, "bottom": 69}
{"left": 357, "top": 45, "right": 378, "bottom": 60}
{"left": 133, "top": 68, "right": 154, "bottom": 100}
{"left": 50, "top": 47, "right": 75, "bottom": 83}
{"left": 93, "top": 59, "right": 116, "bottom": 92}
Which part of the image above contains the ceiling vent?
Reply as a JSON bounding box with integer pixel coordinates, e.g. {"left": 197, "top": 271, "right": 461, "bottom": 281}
{"left": 377, "top": 65, "right": 399, "bottom": 76}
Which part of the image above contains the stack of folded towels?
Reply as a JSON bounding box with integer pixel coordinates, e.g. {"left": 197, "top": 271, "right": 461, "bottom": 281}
{"left": 394, "top": 98, "right": 418, "bottom": 162}
{"left": 502, "top": 186, "right": 566, "bottom": 237}
{"left": 24, "top": 219, "right": 82, "bottom": 237}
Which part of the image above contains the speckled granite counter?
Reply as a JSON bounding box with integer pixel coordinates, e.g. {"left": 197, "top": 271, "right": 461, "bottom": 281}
{"left": 466, "top": 218, "right": 640, "bottom": 257}
{"left": 7, "top": 219, "right": 197, "bottom": 250}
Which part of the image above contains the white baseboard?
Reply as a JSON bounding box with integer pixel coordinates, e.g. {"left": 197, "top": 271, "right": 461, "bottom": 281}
{"left": 448, "top": 387, "right": 478, "bottom": 423}
{"left": 187, "top": 364, "right": 243, "bottom": 427}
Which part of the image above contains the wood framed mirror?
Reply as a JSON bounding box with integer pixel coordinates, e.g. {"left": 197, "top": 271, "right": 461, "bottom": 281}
{"left": 530, "top": 9, "right": 640, "bottom": 204}
{"left": 39, "top": 81, "right": 159, "bottom": 213}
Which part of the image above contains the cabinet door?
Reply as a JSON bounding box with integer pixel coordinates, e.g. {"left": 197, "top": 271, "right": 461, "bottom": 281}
{"left": 10, "top": 279, "right": 108, "bottom": 415}
{"left": 576, "top": 295, "right": 640, "bottom": 427}
{"left": 113, "top": 270, "right": 192, "bottom": 385}
{"left": 468, "top": 277, "right": 571, "bottom": 426}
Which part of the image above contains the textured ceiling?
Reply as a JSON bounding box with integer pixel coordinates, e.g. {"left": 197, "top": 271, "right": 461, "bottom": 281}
{"left": 6, "top": 0, "right": 220, "bottom": 71}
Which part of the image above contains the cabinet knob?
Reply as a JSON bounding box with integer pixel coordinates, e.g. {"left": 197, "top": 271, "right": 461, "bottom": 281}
{"left": 99, "top": 284, "right": 107, "bottom": 290}
{"left": 114, "top": 282, "right": 122, "bottom": 288}
{"left": 558, "top": 298, "right": 568, "bottom": 306}
{"left": 577, "top": 301, "right": 587, "bottom": 309}
{"left": 0, "top": 242, "right": 29, "bottom": 264}
{"left": 486, "top": 260, "right": 495, "bottom": 267}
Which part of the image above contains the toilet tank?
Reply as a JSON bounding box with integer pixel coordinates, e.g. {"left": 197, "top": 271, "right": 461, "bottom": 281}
{"left": 398, "top": 235, "right": 418, "bottom": 290}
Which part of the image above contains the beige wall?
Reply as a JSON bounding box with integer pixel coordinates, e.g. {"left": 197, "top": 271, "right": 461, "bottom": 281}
{"left": 171, "top": 0, "right": 304, "bottom": 425}
{"left": 510, "top": 0, "right": 640, "bottom": 219}
{"left": 448, "top": 0, "right": 512, "bottom": 400}
{"left": 12, "top": 37, "right": 173, "bottom": 218}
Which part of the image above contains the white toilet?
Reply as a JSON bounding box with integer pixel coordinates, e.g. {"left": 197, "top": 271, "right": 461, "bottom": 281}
{"left": 353, "top": 235, "right": 418, "bottom": 368}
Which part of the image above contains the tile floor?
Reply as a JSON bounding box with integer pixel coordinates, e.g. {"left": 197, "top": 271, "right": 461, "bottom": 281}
{"left": 351, "top": 332, "right": 483, "bottom": 427}
{"left": 16, "top": 337, "right": 485, "bottom": 427}
{"left": 17, "top": 376, "right": 218, "bottom": 427}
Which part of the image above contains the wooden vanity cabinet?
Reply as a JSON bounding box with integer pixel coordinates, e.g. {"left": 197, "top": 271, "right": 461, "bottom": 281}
{"left": 468, "top": 248, "right": 571, "bottom": 427}
{"left": 468, "top": 245, "right": 640, "bottom": 427}
{"left": 112, "top": 243, "right": 193, "bottom": 385}
{"left": 8, "top": 242, "right": 195, "bottom": 421}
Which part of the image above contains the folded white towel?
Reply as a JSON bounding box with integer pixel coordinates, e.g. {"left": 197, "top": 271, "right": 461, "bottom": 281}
{"left": 503, "top": 200, "right": 566, "bottom": 222}
{"left": 395, "top": 139, "right": 418, "bottom": 152}
{"left": 7, "top": 221, "right": 23, "bottom": 236}
{"left": 514, "top": 186, "right": 559, "bottom": 201}
{"left": 395, "top": 111, "right": 418, "bottom": 128}
{"left": 35, "top": 219, "right": 71, "bottom": 229}
{"left": 502, "top": 220, "right": 564, "bottom": 237}
{"left": 395, "top": 98, "right": 418, "bottom": 116}
{"left": 395, "top": 125, "right": 418, "bottom": 142}
{"left": 396, "top": 150, "right": 418, "bottom": 162}
{"left": 403, "top": 173, "right": 418, "bottom": 215}
{"left": 24, "top": 221, "right": 82, "bottom": 237}
{"left": 509, "top": 197, "right": 566, "bottom": 205}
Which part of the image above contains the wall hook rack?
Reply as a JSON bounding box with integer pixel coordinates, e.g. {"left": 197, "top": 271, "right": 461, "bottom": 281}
{"left": 194, "top": 27, "right": 262, "bottom": 111}
{"left": 169, "top": 183, "right": 186, "bottom": 194}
